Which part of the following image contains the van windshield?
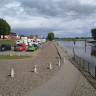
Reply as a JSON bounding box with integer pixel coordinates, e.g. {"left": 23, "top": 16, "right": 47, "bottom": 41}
{"left": 17, "top": 44, "right": 23, "bottom": 47}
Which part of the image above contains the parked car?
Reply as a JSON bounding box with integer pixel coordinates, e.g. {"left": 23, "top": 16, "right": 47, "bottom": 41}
{"left": 14, "top": 43, "right": 26, "bottom": 51}
{"left": 92, "top": 43, "right": 96, "bottom": 47}
{"left": 0, "top": 44, "right": 11, "bottom": 51}
{"left": 33, "top": 44, "right": 38, "bottom": 50}
{"left": 27, "top": 46, "right": 35, "bottom": 51}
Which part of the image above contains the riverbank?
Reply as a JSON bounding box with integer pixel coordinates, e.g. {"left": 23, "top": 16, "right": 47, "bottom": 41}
{"left": 56, "top": 43, "right": 96, "bottom": 96}
{"left": 55, "top": 38, "right": 92, "bottom": 41}
{"left": 0, "top": 41, "right": 60, "bottom": 96}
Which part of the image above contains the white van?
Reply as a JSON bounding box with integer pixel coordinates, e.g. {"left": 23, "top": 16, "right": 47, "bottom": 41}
{"left": 22, "top": 39, "right": 28, "bottom": 46}
{"left": 41, "top": 39, "right": 46, "bottom": 43}
{"left": 16, "top": 40, "right": 23, "bottom": 44}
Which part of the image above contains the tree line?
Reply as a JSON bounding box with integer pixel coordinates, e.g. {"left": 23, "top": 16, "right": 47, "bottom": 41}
{"left": 91, "top": 28, "right": 96, "bottom": 40}
{"left": 0, "top": 18, "right": 11, "bottom": 39}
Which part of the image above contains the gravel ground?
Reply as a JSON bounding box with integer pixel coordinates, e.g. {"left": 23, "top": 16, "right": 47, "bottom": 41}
{"left": 72, "top": 74, "right": 96, "bottom": 96}
{"left": 0, "top": 41, "right": 60, "bottom": 96}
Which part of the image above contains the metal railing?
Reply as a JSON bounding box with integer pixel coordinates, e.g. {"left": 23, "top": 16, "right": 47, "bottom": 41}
{"left": 73, "top": 54, "right": 96, "bottom": 79}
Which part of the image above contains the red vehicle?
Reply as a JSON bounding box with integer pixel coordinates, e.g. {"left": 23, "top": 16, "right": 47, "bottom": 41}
{"left": 14, "top": 43, "right": 26, "bottom": 51}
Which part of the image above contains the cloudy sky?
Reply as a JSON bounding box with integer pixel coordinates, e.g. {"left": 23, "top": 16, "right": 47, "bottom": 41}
{"left": 0, "top": 0, "right": 96, "bottom": 37}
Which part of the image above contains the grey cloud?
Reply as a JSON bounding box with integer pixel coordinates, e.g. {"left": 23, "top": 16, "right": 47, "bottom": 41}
{"left": 16, "top": 0, "right": 96, "bottom": 19}
{"left": 0, "top": 0, "right": 96, "bottom": 37}
{"left": 0, "top": 0, "right": 12, "bottom": 7}
{"left": 1, "top": 0, "right": 96, "bottom": 19}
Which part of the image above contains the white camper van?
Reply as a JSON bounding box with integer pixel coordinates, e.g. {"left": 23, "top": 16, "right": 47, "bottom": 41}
{"left": 22, "top": 39, "right": 28, "bottom": 46}
{"left": 16, "top": 40, "right": 23, "bottom": 44}
{"left": 41, "top": 39, "right": 46, "bottom": 43}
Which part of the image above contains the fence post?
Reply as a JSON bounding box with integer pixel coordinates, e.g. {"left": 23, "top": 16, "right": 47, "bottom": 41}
{"left": 78, "top": 56, "right": 79, "bottom": 64}
{"left": 83, "top": 59, "right": 85, "bottom": 68}
{"left": 95, "top": 67, "right": 96, "bottom": 79}
{"left": 76, "top": 55, "right": 78, "bottom": 63}
{"left": 74, "top": 53, "right": 75, "bottom": 61}
{"left": 79, "top": 57, "right": 81, "bottom": 66}
{"left": 88, "top": 62, "right": 90, "bottom": 73}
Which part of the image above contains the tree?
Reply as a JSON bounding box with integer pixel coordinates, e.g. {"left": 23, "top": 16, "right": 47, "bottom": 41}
{"left": 91, "top": 28, "right": 96, "bottom": 40}
{"left": 47, "top": 32, "right": 54, "bottom": 41}
{"left": 0, "top": 18, "right": 11, "bottom": 39}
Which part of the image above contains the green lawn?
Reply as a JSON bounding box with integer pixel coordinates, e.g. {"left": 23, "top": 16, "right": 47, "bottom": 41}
{"left": 0, "top": 39, "right": 20, "bottom": 46}
{"left": 0, "top": 55, "right": 32, "bottom": 59}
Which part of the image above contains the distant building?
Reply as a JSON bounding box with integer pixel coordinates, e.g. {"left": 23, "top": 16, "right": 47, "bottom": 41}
{"left": 10, "top": 32, "right": 17, "bottom": 39}
{"left": 1, "top": 35, "right": 10, "bottom": 39}
{"left": 30, "top": 35, "right": 40, "bottom": 39}
{"left": 21, "top": 36, "right": 28, "bottom": 39}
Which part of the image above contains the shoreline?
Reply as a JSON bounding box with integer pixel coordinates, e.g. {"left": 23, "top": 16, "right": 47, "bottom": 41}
{"left": 55, "top": 42, "right": 96, "bottom": 96}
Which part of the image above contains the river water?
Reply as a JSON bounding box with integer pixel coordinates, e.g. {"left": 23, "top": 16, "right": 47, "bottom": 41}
{"left": 57, "top": 41, "right": 96, "bottom": 66}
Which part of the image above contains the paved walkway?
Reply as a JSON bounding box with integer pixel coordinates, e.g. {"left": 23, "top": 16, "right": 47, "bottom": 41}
{"left": 24, "top": 43, "right": 81, "bottom": 96}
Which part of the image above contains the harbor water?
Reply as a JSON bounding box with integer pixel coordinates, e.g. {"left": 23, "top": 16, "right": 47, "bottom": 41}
{"left": 57, "top": 41, "right": 96, "bottom": 66}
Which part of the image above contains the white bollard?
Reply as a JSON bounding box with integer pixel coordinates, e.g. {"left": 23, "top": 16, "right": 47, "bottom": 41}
{"left": 34, "top": 65, "right": 37, "bottom": 73}
{"left": 11, "top": 68, "right": 14, "bottom": 78}
{"left": 9, "top": 54, "right": 12, "bottom": 56}
{"left": 49, "top": 62, "right": 52, "bottom": 69}
{"left": 59, "top": 59, "right": 60, "bottom": 66}
{"left": 64, "top": 58, "right": 65, "bottom": 63}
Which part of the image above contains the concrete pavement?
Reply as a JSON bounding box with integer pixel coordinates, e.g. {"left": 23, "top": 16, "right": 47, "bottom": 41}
{"left": 24, "top": 42, "right": 81, "bottom": 96}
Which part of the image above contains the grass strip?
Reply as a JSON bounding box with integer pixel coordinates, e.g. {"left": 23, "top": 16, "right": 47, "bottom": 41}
{"left": 0, "top": 55, "right": 32, "bottom": 59}
{"left": 0, "top": 39, "right": 20, "bottom": 46}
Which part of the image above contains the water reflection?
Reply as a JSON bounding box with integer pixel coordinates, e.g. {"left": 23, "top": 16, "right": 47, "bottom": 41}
{"left": 74, "top": 41, "right": 76, "bottom": 45}
{"left": 85, "top": 46, "right": 86, "bottom": 53}
{"left": 57, "top": 41, "right": 96, "bottom": 66}
{"left": 91, "top": 46, "right": 96, "bottom": 57}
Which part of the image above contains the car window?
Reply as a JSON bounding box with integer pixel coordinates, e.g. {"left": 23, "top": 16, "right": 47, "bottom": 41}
{"left": 17, "top": 44, "right": 22, "bottom": 47}
{"left": 1, "top": 45, "right": 6, "bottom": 47}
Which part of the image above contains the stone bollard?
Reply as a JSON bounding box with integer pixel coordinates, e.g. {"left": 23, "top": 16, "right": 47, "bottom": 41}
{"left": 59, "top": 59, "right": 60, "bottom": 66}
{"left": 64, "top": 58, "right": 65, "bottom": 63}
{"left": 34, "top": 65, "right": 37, "bottom": 73}
{"left": 11, "top": 68, "right": 14, "bottom": 78}
{"left": 9, "top": 54, "right": 12, "bottom": 56}
{"left": 49, "top": 62, "right": 52, "bottom": 69}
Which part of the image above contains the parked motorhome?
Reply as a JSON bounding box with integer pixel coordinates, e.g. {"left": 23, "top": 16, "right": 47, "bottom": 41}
{"left": 22, "top": 39, "right": 29, "bottom": 46}
{"left": 36, "top": 39, "right": 42, "bottom": 44}
{"left": 29, "top": 39, "right": 38, "bottom": 45}
{"left": 16, "top": 40, "right": 23, "bottom": 44}
{"left": 41, "top": 39, "right": 46, "bottom": 43}
{"left": 16, "top": 39, "right": 40, "bottom": 46}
